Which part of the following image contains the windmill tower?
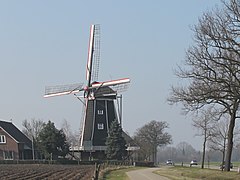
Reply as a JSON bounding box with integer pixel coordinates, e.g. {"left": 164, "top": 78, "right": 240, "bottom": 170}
{"left": 44, "top": 24, "right": 130, "bottom": 160}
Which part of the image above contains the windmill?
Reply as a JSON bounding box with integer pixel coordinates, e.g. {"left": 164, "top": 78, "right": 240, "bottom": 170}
{"left": 44, "top": 24, "right": 130, "bottom": 159}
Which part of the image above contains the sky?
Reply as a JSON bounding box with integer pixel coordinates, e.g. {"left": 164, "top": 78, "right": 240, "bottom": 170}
{"left": 0, "top": 0, "right": 222, "bottom": 150}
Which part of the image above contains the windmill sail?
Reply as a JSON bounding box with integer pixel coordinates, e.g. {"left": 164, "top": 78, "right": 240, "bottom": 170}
{"left": 44, "top": 83, "right": 83, "bottom": 98}
{"left": 86, "top": 24, "right": 100, "bottom": 87}
{"left": 86, "top": 25, "right": 94, "bottom": 87}
{"left": 91, "top": 78, "right": 130, "bottom": 89}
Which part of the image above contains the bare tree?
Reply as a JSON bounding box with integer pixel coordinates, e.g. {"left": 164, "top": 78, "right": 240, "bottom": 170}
{"left": 61, "top": 119, "right": 79, "bottom": 147}
{"left": 22, "top": 118, "right": 45, "bottom": 140}
{"left": 22, "top": 118, "right": 45, "bottom": 160}
{"left": 209, "top": 117, "right": 240, "bottom": 169}
{"left": 133, "top": 120, "right": 172, "bottom": 164}
{"left": 158, "top": 143, "right": 199, "bottom": 163}
{"left": 176, "top": 141, "right": 198, "bottom": 162}
{"left": 192, "top": 108, "right": 217, "bottom": 169}
{"left": 158, "top": 146, "right": 178, "bottom": 162}
{"left": 208, "top": 119, "right": 228, "bottom": 170}
{"left": 168, "top": 0, "right": 240, "bottom": 171}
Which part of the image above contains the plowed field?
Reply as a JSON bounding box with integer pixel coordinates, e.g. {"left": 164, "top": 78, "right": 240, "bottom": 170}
{"left": 0, "top": 164, "right": 95, "bottom": 180}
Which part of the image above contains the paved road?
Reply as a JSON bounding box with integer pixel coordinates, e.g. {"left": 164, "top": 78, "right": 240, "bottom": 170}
{"left": 126, "top": 168, "right": 170, "bottom": 180}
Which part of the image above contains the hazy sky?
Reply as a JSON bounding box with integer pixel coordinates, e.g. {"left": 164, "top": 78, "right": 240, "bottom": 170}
{"left": 0, "top": 0, "right": 221, "bottom": 150}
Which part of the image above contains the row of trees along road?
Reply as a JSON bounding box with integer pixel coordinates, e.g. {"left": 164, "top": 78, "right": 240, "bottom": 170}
{"left": 22, "top": 118, "right": 172, "bottom": 162}
{"left": 159, "top": 141, "right": 240, "bottom": 164}
{"left": 168, "top": 0, "right": 240, "bottom": 171}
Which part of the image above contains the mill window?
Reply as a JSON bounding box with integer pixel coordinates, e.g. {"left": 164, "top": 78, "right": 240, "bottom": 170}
{"left": 98, "top": 123, "right": 104, "bottom": 130}
{"left": 98, "top": 110, "right": 104, "bottom": 115}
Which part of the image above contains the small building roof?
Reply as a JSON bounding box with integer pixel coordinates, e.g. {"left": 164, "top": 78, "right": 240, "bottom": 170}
{"left": 0, "top": 120, "right": 32, "bottom": 149}
{"left": 122, "top": 131, "right": 139, "bottom": 148}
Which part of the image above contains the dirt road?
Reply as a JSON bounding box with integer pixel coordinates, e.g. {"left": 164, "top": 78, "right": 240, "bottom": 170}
{"left": 126, "top": 167, "right": 170, "bottom": 180}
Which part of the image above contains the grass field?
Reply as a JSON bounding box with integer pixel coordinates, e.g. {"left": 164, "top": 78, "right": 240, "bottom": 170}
{"left": 100, "top": 167, "right": 144, "bottom": 180}
{"left": 155, "top": 166, "right": 240, "bottom": 180}
{"left": 101, "top": 168, "right": 130, "bottom": 180}
{"left": 166, "top": 161, "right": 240, "bottom": 167}
{"left": 102, "top": 164, "right": 240, "bottom": 180}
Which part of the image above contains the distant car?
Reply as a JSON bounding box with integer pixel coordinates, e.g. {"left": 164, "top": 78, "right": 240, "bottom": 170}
{"left": 190, "top": 160, "right": 198, "bottom": 166}
{"left": 166, "top": 159, "right": 174, "bottom": 165}
{"left": 220, "top": 162, "right": 233, "bottom": 169}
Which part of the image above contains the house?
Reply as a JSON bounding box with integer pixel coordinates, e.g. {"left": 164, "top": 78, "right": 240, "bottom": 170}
{"left": 0, "top": 119, "right": 32, "bottom": 160}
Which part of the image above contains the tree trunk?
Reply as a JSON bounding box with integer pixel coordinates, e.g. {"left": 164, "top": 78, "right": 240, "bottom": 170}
{"left": 221, "top": 150, "right": 225, "bottom": 171}
{"left": 153, "top": 148, "right": 156, "bottom": 165}
{"left": 221, "top": 138, "right": 226, "bottom": 171}
{"left": 154, "top": 146, "right": 157, "bottom": 165}
{"left": 201, "top": 135, "right": 207, "bottom": 169}
{"left": 225, "top": 102, "right": 237, "bottom": 171}
{"left": 225, "top": 121, "right": 234, "bottom": 171}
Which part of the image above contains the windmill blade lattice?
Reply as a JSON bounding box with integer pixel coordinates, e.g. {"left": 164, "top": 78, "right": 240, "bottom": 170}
{"left": 111, "top": 82, "right": 130, "bottom": 93}
{"left": 44, "top": 83, "right": 84, "bottom": 97}
{"left": 91, "top": 24, "right": 101, "bottom": 83}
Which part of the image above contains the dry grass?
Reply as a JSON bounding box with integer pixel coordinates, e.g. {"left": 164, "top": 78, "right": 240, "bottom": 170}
{"left": 99, "top": 166, "right": 144, "bottom": 180}
{"left": 154, "top": 166, "right": 240, "bottom": 180}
